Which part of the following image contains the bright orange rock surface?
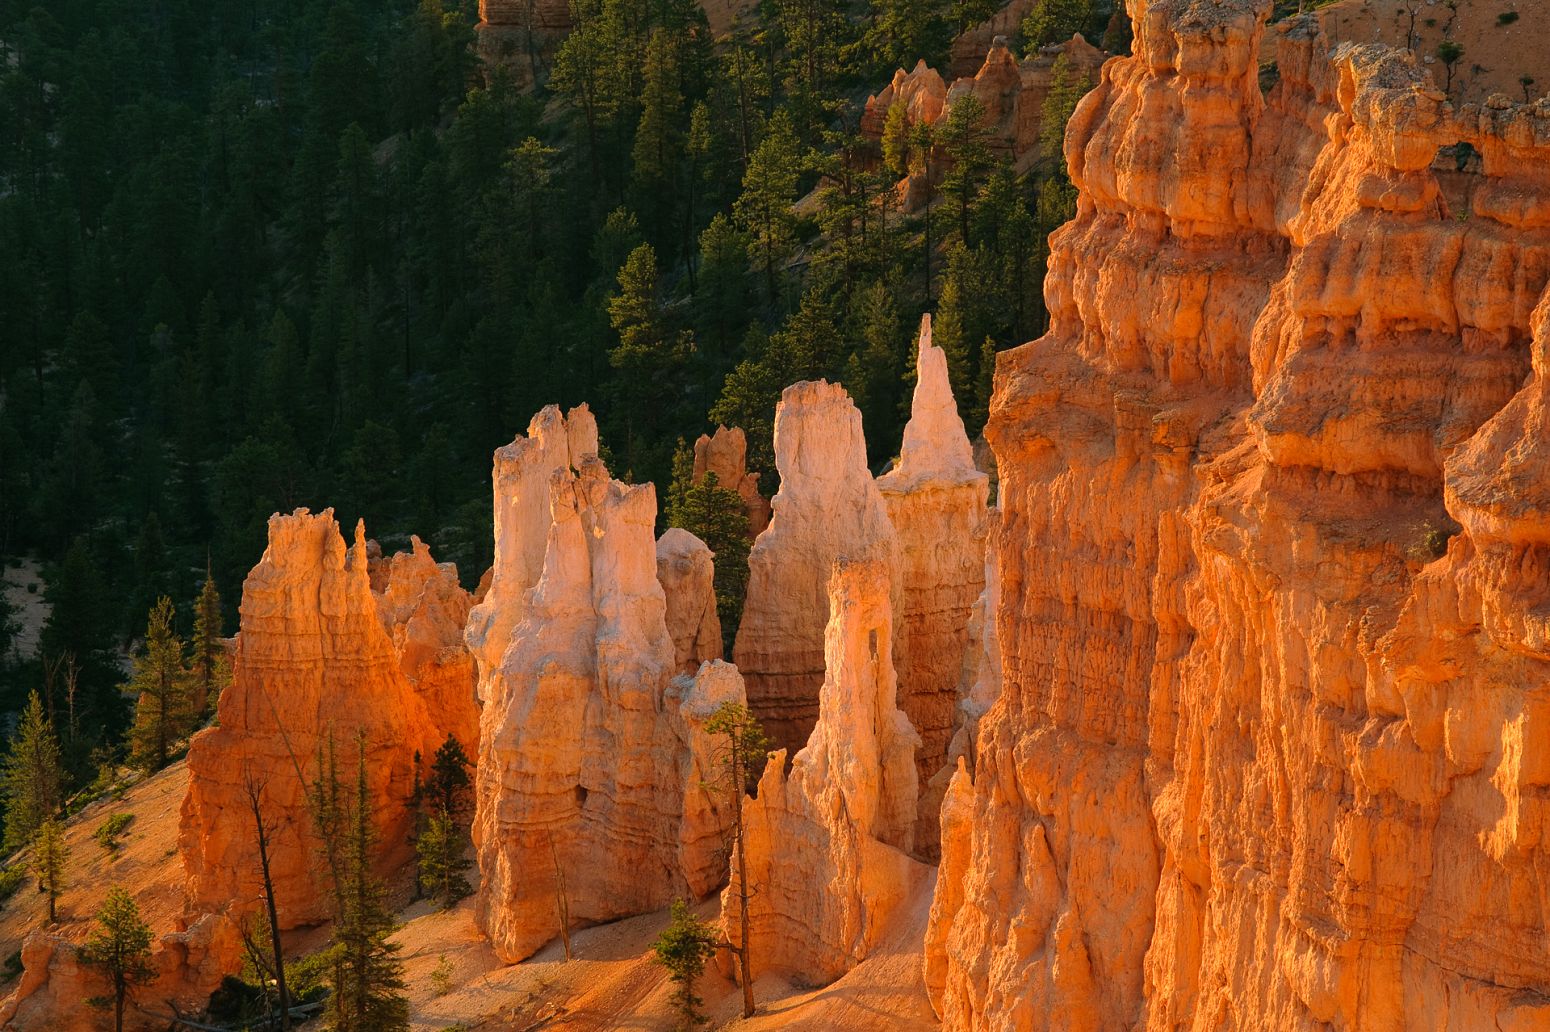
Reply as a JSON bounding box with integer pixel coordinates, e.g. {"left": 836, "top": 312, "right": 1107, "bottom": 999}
{"left": 928, "top": 1, "right": 1550, "bottom": 1028}
{"left": 877, "top": 315, "right": 988, "bottom": 852}
{"left": 732, "top": 381, "right": 898, "bottom": 756}
{"left": 468, "top": 408, "right": 741, "bottom": 963}
{"left": 0, "top": 911, "right": 240, "bottom": 1032}
{"left": 179, "top": 510, "right": 466, "bottom": 929}
{"left": 724, "top": 558, "right": 924, "bottom": 985}
{"left": 657, "top": 527, "right": 723, "bottom": 676}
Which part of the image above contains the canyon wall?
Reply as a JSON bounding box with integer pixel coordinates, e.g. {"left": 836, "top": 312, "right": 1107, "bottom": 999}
{"left": 468, "top": 408, "right": 739, "bottom": 963}
{"left": 694, "top": 425, "right": 771, "bottom": 537}
{"left": 928, "top": 1, "right": 1550, "bottom": 1029}
{"left": 180, "top": 510, "right": 468, "bottom": 929}
{"left": 733, "top": 381, "right": 897, "bottom": 756}
{"left": 724, "top": 558, "right": 924, "bottom": 984}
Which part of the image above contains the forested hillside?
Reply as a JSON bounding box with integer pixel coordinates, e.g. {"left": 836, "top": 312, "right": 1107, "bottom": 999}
{"left": 0, "top": 0, "right": 1122, "bottom": 781}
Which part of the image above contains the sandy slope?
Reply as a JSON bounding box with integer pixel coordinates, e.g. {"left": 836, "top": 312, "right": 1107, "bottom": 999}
{"left": 1300, "top": 0, "right": 1549, "bottom": 104}
{"left": 0, "top": 761, "right": 191, "bottom": 967}
{"left": 399, "top": 865, "right": 940, "bottom": 1031}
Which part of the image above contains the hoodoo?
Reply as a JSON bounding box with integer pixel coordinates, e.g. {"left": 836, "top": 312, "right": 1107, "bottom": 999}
{"left": 732, "top": 381, "right": 898, "bottom": 756}
{"left": 877, "top": 315, "right": 989, "bottom": 844}
{"left": 724, "top": 557, "right": 924, "bottom": 984}
{"left": 469, "top": 408, "right": 740, "bottom": 963}
{"left": 179, "top": 510, "right": 465, "bottom": 928}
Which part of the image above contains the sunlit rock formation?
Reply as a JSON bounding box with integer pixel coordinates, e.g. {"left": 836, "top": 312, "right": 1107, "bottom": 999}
{"left": 180, "top": 510, "right": 462, "bottom": 929}
{"left": 928, "top": 1, "right": 1550, "bottom": 1028}
{"left": 862, "top": 33, "right": 1108, "bottom": 204}
{"left": 732, "top": 381, "right": 898, "bottom": 756}
{"left": 374, "top": 535, "right": 480, "bottom": 753}
{"left": 723, "top": 558, "right": 924, "bottom": 985}
{"left": 876, "top": 315, "right": 988, "bottom": 852}
{"left": 0, "top": 911, "right": 240, "bottom": 1032}
{"left": 470, "top": 409, "right": 739, "bottom": 963}
{"left": 657, "top": 527, "right": 722, "bottom": 676}
{"left": 693, "top": 425, "right": 771, "bottom": 536}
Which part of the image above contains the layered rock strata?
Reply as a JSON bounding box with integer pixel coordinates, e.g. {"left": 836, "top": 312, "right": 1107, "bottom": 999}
{"left": 657, "top": 527, "right": 723, "bottom": 676}
{"left": 929, "top": 1, "right": 1550, "bottom": 1029}
{"left": 723, "top": 558, "right": 923, "bottom": 985}
{"left": 732, "top": 381, "right": 898, "bottom": 756}
{"left": 693, "top": 425, "right": 771, "bottom": 536}
{"left": 469, "top": 409, "right": 740, "bottom": 963}
{"left": 877, "top": 315, "right": 989, "bottom": 847}
{"left": 180, "top": 511, "right": 462, "bottom": 929}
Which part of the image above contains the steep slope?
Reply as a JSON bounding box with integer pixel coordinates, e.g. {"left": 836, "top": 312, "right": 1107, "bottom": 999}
{"left": 928, "top": 1, "right": 1550, "bottom": 1029}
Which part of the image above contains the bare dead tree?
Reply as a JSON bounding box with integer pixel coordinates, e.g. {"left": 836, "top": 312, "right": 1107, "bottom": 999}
{"left": 548, "top": 832, "right": 572, "bottom": 961}
{"left": 242, "top": 766, "right": 291, "bottom": 1031}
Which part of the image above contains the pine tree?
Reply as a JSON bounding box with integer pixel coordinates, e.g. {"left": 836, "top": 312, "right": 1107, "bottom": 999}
{"left": 735, "top": 109, "right": 801, "bottom": 309}
{"left": 665, "top": 470, "right": 753, "bottom": 650}
{"left": 937, "top": 94, "right": 993, "bottom": 247}
{"left": 869, "top": 0, "right": 950, "bottom": 71}
{"left": 704, "top": 702, "right": 770, "bottom": 1018}
{"left": 128, "top": 597, "right": 189, "bottom": 773}
{"left": 427, "top": 734, "right": 473, "bottom": 819}
{"left": 1022, "top": 0, "right": 1092, "bottom": 51}
{"left": 189, "top": 564, "right": 227, "bottom": 723}
{"left": 1, "top": 692, "right": 64, "bottom": 852}
{"left": 81, "top": 887, "right": 155, "bottom": 1032}
{"left": 651, "top": 900, "right": 719, "bottom": 1029}
{"left": 319, "top": 735, "right": 410, "bottom": 1032}
{"left": 31, "top": 817, "right": 68, "bottom": 924}
{"left": 882, "top": 102, "right": 911, "bottom": 182}
{"left": 632, "top": 28, "right": 684, "bottom": 246}
{"left": 415, "top": 807, "right": 471, "bottom": 908}
{"left": 971, "top": 335, "right": 997, "bottom": 436}
{"left": 608, "top": 242, "right": 691, "bottom": 476}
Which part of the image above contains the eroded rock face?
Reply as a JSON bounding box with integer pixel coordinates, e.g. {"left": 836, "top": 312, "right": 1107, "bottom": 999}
{"left": 657, "top": 527, "right": 722, "bottom": 676}
{"left": 375, "top": 535, "right": 479, "bottom": 754}
{"left": 693, "top": 425, "right": 771, "bottom": 536}
{"left": 862, "top": 34, "right": 1108, "bottom": 207}
{"left": 929, "top": 2, "right": 1550, "bottom": 1029}
{"left": 180, "top": 511, "right": 461, "bottom": 929}
{"left": 732, "top": 381, "right": 898, "bottom": 756}
{"left": 475, "top": 0, "right": 571, "bottom": 88}
{"left": 0, "top": 911, "right": 241, "bottom": 1032}
{"left": 723, "top": 558, "right": 923, "bottom": 985}
{"left": 876, "top": 316, "right": 988, "bottom": 851}
{"left": 470, "top": 412, "right": 739, "bottom": 963}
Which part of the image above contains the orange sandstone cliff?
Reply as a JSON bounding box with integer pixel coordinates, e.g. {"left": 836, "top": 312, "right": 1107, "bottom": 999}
{"left": 928, "top": 0, "right": 1550, "bottom": 1029}
{"left": 694, "top": 424, "right": 771, "bottom": 537}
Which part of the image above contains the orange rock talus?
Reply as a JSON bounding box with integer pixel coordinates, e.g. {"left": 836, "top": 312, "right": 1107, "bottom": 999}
{"left": 180, "top": 510, "right": 459, "bottom": 929}
{"left": 693, "top": 425, "right": 771, "bottom": 536}
{"left": 470, "top": 412, "right": 740, "bottom": 963}
{"left": 723, "top": 558, "right": 923, "bottom": 985}
{"left": 0, "top": 912, "right": 241, "bottom": 1032}
{"left": 657, "top": 527, "right": 723, "bottom": 676}
{"left": 732, "top": 381, "right": 898, "bottom": 756}
{"left": 928, "top": 0, "right": 1550, "bottom": 1028}
{"left": 876, "top": 314, "right": 988, "bottom": 843}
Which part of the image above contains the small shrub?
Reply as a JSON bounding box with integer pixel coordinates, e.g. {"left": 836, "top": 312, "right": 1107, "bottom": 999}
{"left": 0, "top": 868, "right": 26, "bottom": 905}
{"left": 95, "top": 812, "right": 135, "bottom": 854}
{"left": 1408, "top": 524, "right": 1452, "bottom": 563}
{"left": 430, "top": 955, "right": 454, "bottom": 997}
{"left": 2, "top": 950, "right": 20, "bottom": 982}
{"left": 1498, "top": 11, "right": 1519, "bottom": 25}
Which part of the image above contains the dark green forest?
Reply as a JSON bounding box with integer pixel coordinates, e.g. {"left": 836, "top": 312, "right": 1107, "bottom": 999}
{"left": 0, "top": 0, "right": 1121, "bottom": 780}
